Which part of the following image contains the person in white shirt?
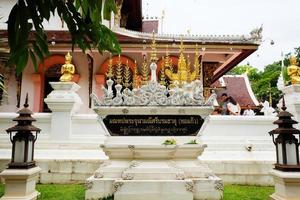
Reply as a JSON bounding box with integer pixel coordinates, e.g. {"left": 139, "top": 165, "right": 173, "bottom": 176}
{"left": 227, "top": 96, "right": 241, "bottom": 115}
{"left": 243, "top": 104, "right": 255, "bottom": 116}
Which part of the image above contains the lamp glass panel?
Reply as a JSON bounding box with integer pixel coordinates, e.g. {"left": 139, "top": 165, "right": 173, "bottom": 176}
{"left": 277, "top": 143, "right": 283, "bottom": 164}
{"left": 27, "top": 140, "right": 33, "bottom": 162}
{"left": 286, "top": 141, "right": 297, "bottom": 165}
{"left": 14, "top": 140, "right": 25, "bottom": 162}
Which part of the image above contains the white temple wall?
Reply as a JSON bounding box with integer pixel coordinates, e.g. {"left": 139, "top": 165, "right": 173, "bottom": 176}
{"left": 199, "top": 115, "right": 278, "bottom": 186}
{"left": 201, "top": 115, "right": 277, "bottom": 151}
{"left": 71, "top": 53, "right": 91, "bottom": 114}
{"left": 0, "top": 114, "right": 280, "bottom": 185}
{"left": 20, "top": 59, "right": 36, "bottom": 111}
{"left": 0, "top": 66, "right": 18, "bottom": 112}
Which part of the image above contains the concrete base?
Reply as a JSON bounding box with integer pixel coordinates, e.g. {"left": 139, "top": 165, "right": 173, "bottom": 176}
{"left": 85, "top": 142, "right": 223, "bottom": 200}
{"left": 86, "top": 166, "right": 222, "bottom": 200}
{"left": 270, "top": 169, "right": 300, "bottom": 200}
{"left": 44, "top": 82, "right": 82, "bottom": 141}
{"left": 0, "top": 167, "right": 41, "bottom": 200}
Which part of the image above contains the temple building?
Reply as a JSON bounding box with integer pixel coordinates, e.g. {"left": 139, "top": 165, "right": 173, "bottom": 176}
{"left": 3, "top": 1, "right": 296, "bottom": 195}
{"left": 0, "top": 0, "right": 262, "bottom": 113}
{"left": 213, "top": 74, "right": 260, "bottom": 109}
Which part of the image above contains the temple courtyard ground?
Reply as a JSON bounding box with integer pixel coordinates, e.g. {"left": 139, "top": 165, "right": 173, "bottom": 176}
{"left": 0, "top": 184, "right": 274, "bottom": 200}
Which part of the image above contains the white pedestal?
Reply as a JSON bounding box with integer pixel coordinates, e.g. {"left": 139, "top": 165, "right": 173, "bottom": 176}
{"left": 281, "top": 84, "right": 300, "bottom": 122}
{"left": 86, "top": 105, "right": 221, "bottom": 199}
{"left": 0, "top": 167, "right": 41, "bottom": 200}
{"left": 85, "top": 138, "right": 223, "bottom": 200}
{"left": 44, "top": 82, "right": 82, "bottom": 140}
{"left": 270, "top": 169, "right": 300, "bottom": 200}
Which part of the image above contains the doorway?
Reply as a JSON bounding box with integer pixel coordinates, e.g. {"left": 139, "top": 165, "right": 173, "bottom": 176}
{"left": 43, "top": 64, "right": 61, "bottom": 112}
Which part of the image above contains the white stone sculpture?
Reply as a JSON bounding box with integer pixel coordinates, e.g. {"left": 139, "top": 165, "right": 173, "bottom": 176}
{"left": 150, "top": 62, "right": 158, "bottom": 82}
{"left": 260, "top": 100, "right": 277, "bottom": 116}
{"left": 91, "top": 78, "right": 216, "bottom": 107}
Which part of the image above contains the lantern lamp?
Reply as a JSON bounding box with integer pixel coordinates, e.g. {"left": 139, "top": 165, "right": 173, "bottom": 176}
{"left": 6, "top": 94, "right": 40, "bottom": 169}
{"left": 269, "top": 97, "right": 300, "bottom": 171}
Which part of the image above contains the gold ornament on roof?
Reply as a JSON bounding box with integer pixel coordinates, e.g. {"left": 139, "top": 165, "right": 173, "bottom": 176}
{"left": 165, "top": 39, "right": 196, "bottom": 85}
{"left": 186, "top": 54, "right": 192, "bottom": 83}
{"left": 132, "top": 60, "right": 139, "bottom": 88}
{"left": 287, "top": 56, "right": 300, "bottom": 84}
{"left": 60, "top": 52, "right": 75, "bottom": 82}
{"left": 141, "top": 56, "right": 149, "bottom": 85}
{"left": 194, "top": 44, "right": 201, "bottom": 80}
{"left": 123, "top": 60, "right": 132, "bottom": 88}
{"left": 159, "top": 57, "right": 167, "bottom": 86}
{"left": 164, "top": 44, "right": 173, "bottom": 72}
{"left": 106, "top": 54, "right": 114, "bottom": 80}
{"left": 150, "top": 31, "right": 158, "bottom": 62}
{"left": 115, "top": 54, "right": 123, "bottom": 85}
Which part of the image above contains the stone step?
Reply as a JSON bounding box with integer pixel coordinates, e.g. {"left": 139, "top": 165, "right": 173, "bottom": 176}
{"left": 85, "top": 178, "right": 223, "bottom": 200}
{"left": 115, "top": 180, "right": 194, "bottom": 200}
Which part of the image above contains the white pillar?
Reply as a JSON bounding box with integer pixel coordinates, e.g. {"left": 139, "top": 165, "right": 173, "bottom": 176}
{"left": 0, "top": 167, "right": 41, "bottom": 200}
{"left": 281, "top": 84, "right": 300, "bottom": 122}
{"left": 44, "top": 82, "right": 82, "bottom": 140}
{"left": 270, "top": 169, "right": 300, "bottom": 200}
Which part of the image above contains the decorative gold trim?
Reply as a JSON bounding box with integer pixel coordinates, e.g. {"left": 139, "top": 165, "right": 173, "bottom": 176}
{"left": 106, "top": 54, "right": 114, "bottom": 80}
{"left": 123, "top": 59, "right": 132, "bottom": 88}
{"left": 114, "top": 54, "right": 123, "bottom": 85}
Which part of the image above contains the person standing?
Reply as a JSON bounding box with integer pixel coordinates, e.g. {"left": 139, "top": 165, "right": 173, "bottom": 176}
{"left": 227, "top": 96, "right": 241, "bottom": 115}
{"left": 220, "top": 93, "right": 229, "bottom": 115}
{"left": 243, "top": 104, "right": 255, "bottom": 116}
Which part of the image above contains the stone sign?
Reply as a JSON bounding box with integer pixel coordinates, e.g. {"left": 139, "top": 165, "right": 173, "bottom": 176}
{"left": 103, "top": 115, "right": 204, "bottom": 136}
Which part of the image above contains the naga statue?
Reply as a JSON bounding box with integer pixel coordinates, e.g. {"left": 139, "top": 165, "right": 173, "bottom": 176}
{"left": 60, "top": 52, "right": 75, "bottom": 82}
{"left": 165, "top": 40, "right": 197, "bottom": 85}
{"left": 287, "top": 56, "right": 300, "bottom": 84}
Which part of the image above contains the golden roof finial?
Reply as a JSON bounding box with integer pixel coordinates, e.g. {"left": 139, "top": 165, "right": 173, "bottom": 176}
{"left": 160, "top": 57, "right": 167, "bottom": 86}
{"left": 141, "top": 55, "right": 149, "bottom": 85}
{"left": 150, "top": 30, "right": 158, "bottom": 62}
{"left": 115, "top": 54, "right": 123, "bottom": 85}
{"left": 194, "top": 44, "right": 201, "bottom": 80}
{"left": 187, "top": 54, "right": 191, "bottom": 83}
{"left": 165, "top": 38, "right": 197, "bottom": 86}
{"left": 123, "top": 59, "right": 131, "bottom": 88}
{"left": 60, "top": 52, "right": 75, "bottom": 82}
{"left": 132, "top": 60, "right": 139, "bottom": 88}
{"left": 106, "top": 54, "right": 114, "bottom": 80}
{"left": 164, "top": 44, "right": 173, "bottom": 73}
{"left": 178, "top": 37, "right": 187, "bottom": 71}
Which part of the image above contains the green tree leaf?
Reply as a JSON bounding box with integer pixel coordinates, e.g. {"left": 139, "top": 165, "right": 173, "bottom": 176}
{"left": 16, "top": 48, "right": 29, "bottom": 75}
{"left": 6, "top": 0, "right": 121, "bottom": 74}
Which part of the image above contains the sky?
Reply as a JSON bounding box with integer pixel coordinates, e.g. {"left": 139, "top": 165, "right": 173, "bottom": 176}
{"left": 142, "top": 0, "right": 300, "bottom": 70}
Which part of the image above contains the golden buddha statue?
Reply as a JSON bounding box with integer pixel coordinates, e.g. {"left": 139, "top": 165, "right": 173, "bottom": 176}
{"left": 165, "top": 40, "right": 196, "bottom": 85}
{"left": 60, "top": 52, "right": 75, "bottom": 82}
{"left": 287, "top": 56, "right": 300, "bottom": 84}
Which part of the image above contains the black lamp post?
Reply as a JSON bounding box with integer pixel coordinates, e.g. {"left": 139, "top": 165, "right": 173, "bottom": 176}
{"left": 6, "top": 94, "right": 40, "bottom": 169}
{"left": 269, "top": 97, "right": 300, "bottom": 171}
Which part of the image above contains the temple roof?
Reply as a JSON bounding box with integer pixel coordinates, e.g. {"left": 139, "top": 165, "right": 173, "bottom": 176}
{"left": 0, "top": 25, "right": 261, "bottom": 83}
{"left": 113, "top": 27, "right": 262, "bottom": 45}
{"left": 213, "top": 74, "right": 259, "bottom": 108}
